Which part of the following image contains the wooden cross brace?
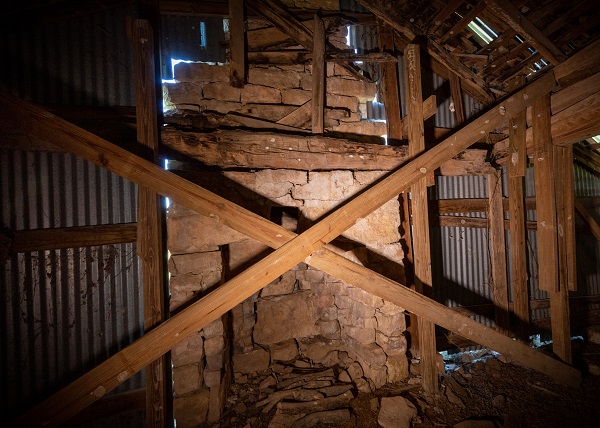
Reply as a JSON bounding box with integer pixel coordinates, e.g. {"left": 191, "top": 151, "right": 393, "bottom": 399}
{"left": 1, "top": 71, "right": 580, "bottom": 427}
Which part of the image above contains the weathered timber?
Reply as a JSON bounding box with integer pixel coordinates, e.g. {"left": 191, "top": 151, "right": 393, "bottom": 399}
{"left": 575, "top": 198, "right": 600, "bottom": 241}
{"left": 573, "top": 144, "right": 600, "bottom": 175}
{"left": 533, "top": 94, "right": 560, "bottom": 293}
{"left": 11, "top": 224, "right": 137, "bottom": 253}
{"left": 552, "top": 38, "right": 600, "bottom": 88}
{"left": 449, "top": 72, "right": 465, "bottom": 126}
{"left": 67, "top": 388, "right": 145, "bottom": 426}
{"left": 160, "top": 128, "right": 493, "bottom": 174}
{"left": 488, "top": 170, "right": 510, "bottom": 333}
{"left": 426, "top": 0, "right": 462, "bottom": 34}
{"left": 508, "top": 76, "right": 527, "bottom": 177}
{"left": 401, "top": 95, "right": 437, "bottom": 137}
{"left": 486, "top": 0, "right": 566, "bottom": 64}
{"left": 533, "top": 93, "right": 572, "bottom": 362}
{"left": 432, "top": 196, "right": 600, "bottom": 214}
{"left": 405, "top": 43, "right": 438, "bottom": 394}
{"left": 226, "top": 113, "right": 310, "bottom": 133}
{"left": 555, "top": 145, "right": 577, "bottom": 293}
{"left": 312, "top": 15, "right": 325, "bottom": 134}
{"left": 276, "top": 101, "right": 312, "bottom": 128}
{"left": 439, "top": 1, "right": 486, "bottom": 45}
{"left": 229, "top": 0, "right": 246, "bottom": 87}
{"left": 5, "top": 73, "right": 577, "bottom": 427}
{"left": 378, "top": 20, "right": 402, "bottom": 141}
{"left": 433, "top": 215, "right": 537, "bottom": 230}
{"left": 356, "top": 0, "right": 495, "bottom": 105}
{"left": 128, "top": 18, "right": 168, "bottom": 427}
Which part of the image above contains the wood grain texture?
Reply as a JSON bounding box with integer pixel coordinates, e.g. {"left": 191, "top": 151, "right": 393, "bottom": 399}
{"left": 404, "top": 43, "right": 438, "bottom": 394}
{"left": 556, "top": 146, "right": 577, "bottom": 292}
{"left": 449, "top": 72, "right": 465, "bottom": 126}
{"left": 486, "top": 0, "right": 566, "bottom": 63}
{"left": 311, "top": 15, "right": 325, "bottom": 134}
{"left": 488, "top": 170, "right": 510, "bottom": 333}
{"left": 3, "top": 72, "right": 574, "bottom": 426}
{"left": 128, "top": 18, "right": 168, "bottom": 427}
{"left": 12, "top": 224, "right": 137, "bottom": 252}
{"left": 378, "top": 20, "right": 402, "bottom": 141}
{"left": 229, "top": 0, "right": 246, "bottom": 87}
{"left": 533, "top": 93, "right": 559, "bottom": 293}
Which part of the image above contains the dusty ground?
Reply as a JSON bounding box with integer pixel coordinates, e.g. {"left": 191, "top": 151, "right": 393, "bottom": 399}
{"left": 220, "top": 339, "right": 600, "bottom": 427}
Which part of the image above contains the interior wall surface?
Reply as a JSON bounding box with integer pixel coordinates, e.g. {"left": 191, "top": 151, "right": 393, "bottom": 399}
{"left": 0, "top": 150, "right": 144, "bottom": 419}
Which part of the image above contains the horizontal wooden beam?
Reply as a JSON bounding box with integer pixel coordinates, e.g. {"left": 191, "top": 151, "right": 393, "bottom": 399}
{"left": 11, "top": 223, "right": 138, "bottom": 253}
{"left": 161, "top": 128, "right": 493, "bottom": 174}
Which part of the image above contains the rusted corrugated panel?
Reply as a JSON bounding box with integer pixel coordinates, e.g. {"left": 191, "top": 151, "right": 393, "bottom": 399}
{"left": 0, "top": 2, "right": 136, "bottom": 106}
{"left": 0, "top": 150, "right": 143, "bottom": 419}
{"left": 431, "top": 175, "right": 495, "bottom": 327}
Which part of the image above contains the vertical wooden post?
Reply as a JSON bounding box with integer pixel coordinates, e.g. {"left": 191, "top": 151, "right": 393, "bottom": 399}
{"left": 229, "top": 0, "right": 246, "bottom": 87}
{"left": 378, "top": 20, "right": 402, "bottom": 141}
{"left": 449, "top": 72, "right": 465, "bottom": 126}
{"left": 533, "top": 93, "right": 571, "bottom": 363}
{"left": 378, "top": 20, "right": 418, "bottom": 353}
{"left": 488, "top": 170, "right": 510, "bottom": 333}
{"left": 404, "top": 43, "right": 438, "bottom": 393}
{"left": 556, "top": 146, "right": 577, "bottom": 292}
{"left": 128, "top": 18, "right": 168, "bottom": 427}
{"left": 507, "top": 79, "right": 529, "bottom": 339}
{"left": 311, "top": 15, "right": 325, "bottom": 134}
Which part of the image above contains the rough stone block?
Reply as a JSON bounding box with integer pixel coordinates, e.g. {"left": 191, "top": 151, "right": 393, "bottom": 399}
{"left": 332, "top": 120, "right": 387, "bottom": 136}
{"left": 282, "top": 88, "right": 312, "bottom": 105}
{"left": 172, "top": 333, "right": 204, "bottom": 367}
{"left": 164, "top": 81, "right": 203, "bottom": 106}
{"left": 292, "top": 171, "right": 354, "bottom": 201}
{"left": 379, "top": 299, "right": 406, "bottom": 315}
{"left": 173, "top": 364, "right": 201, "bottom": 396}
{"left": 346, "top": 286, "right": 384, "bottom": 308}
{"left": 261, "top": 271, "right": 296, "bottom": 297}
{"left": 204, "top": 370, "right": 222, "bottom": 388}
{"left": 239, "top": 103, "right": 298, "bottom": 121}
{"left": 169, "top": 251, "right": 222, "bottom": 277}
{"left": 254, "top": 291, "right": 318, "bottom": 344}
{"left": 233, "top": 348, "right": 271, "bottom": 374}
{"left": 347, "top": 361, "right": 364, "bottom": 381}
{"left": 204, "top": 336, "right": 225, "bottom": 356}
{"left": 248, "top": 67, "right": 301, "bottom": 89}
{"left": 173, "top": 389, "right": 210, "bottom": 427}
{"left": 270, "top": 339, "right": 299, "bottom": 362}
{"left": 326, "top": 94, "right": 359, "bottom": 111}
{"left": 206, "top": 354, "right": 224, "bottom": 371}
{"left": 316, "top": 306, "right": 338, "bottom": 321}
{"left": 299, "top": 336, "right": 343, "bottom": 365}
{"left": 312, "top": 293, "right": 335, "bottom": 308}
{"left": 344, "top": 325, "right": 376, "bottom": 344}
{"left": 376, "top": 332, "right": 407, "bottom": 356}
{"left": 203, "top": 319, "right": 224, "bottom": 339}
{"left": 378, "top": 396, "right": 416, "bottom": 428}
{"left": 326, "top": 77, "right": 376, "bottom": 100}
{"left": 169, "top": 274, "right": 203, "bottom": 295}
{"left": 346, "top": 338, "right": 387, "bottom": 367}
{"left": 375, "top": 311, "right": 407, "bottom": 337}
{"left": 228, "top": 238, "right": 271, "bottom": 273}
{"left": 386, "top": 354, "right": 409, "bottom": 383}
{"left": 242, "top": 84, "right": 282, "bottom": 104}
{"left": 202, "top": 82, "right": 241, "bottom": 101}
{"left": 317, "top": 319, "right": 340, "bottom": 338}
{"left": 200, "top": 99, "right": 243, "bottom": 114}
{"left": 225, "top": 169, "right": 307, "bottom": 204}
{"left": 174, "top": 62, "right": 229, "bottom": 83}
{"left": 348, "top": 298, "right": 376, "bottom": 319}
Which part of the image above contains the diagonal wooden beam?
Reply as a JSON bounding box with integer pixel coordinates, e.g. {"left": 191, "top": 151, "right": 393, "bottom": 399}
{"left": 356, "top": 0, "right": 494, "bottom": 105}
{"left": 486, "top": 0, "right": 567, "bottom": 64}
{"left": 4, "top": 73, "right": 578, "bottom": 426}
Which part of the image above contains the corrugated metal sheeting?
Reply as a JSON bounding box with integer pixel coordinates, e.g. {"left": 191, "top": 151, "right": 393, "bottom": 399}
{"left": 0, "top": 3, "right": 136, "bottom": 106}
{"left": 0, "top": 151, "right": 143, "bottom": 419}
{"left": 0, "top": 2, "right": 145, "bottom": 421}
